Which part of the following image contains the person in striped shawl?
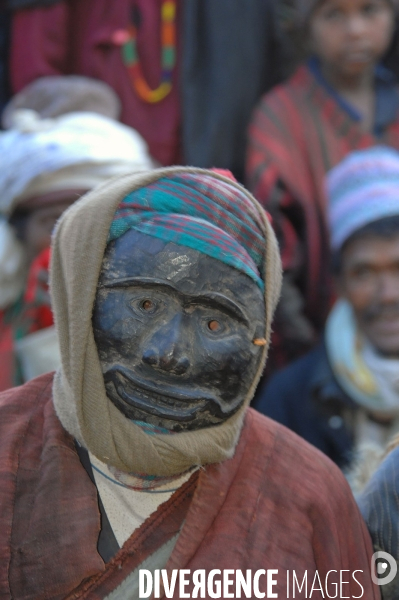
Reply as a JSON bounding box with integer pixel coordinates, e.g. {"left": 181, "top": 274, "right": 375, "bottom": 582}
{"left": 246, "top": 0, "right": 399, "bottom": 373}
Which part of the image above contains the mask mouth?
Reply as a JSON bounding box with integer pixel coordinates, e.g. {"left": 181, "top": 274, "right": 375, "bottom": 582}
{"left": 104, "top": 365, "right": 229, "bottom": 423}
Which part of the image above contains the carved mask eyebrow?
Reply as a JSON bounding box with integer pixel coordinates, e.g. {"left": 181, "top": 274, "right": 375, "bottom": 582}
{"left": 99, "top": 276, "right": 250, "bottom": 325}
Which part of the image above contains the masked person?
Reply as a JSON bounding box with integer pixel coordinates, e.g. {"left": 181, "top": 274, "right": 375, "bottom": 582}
{"left": 255, "top": 147, "right": 399, "bottom": 470}
{"left": 0, "top": 167, "right": 378, "bottom": 599}
{"left": 9, "top": 0, "right": 181, "bottom": 166}
{"left": 246, "top": 0, "right": 399, "bottom": 372}
{"left": 0, "top": 102, "right": 154, "bottom": 391}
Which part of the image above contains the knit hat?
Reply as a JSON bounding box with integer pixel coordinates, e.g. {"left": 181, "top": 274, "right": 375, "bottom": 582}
{"left": 51, "top": 167, "right": 282, "bottom": 476}
{"left": 327, "top": 146, "right": 399, "bottom": 251}
{"left": 0, "top": 110, "right": 154, "bottom": 217}
{"left": 2, "top": 75, "right": 121, "bottom": 129}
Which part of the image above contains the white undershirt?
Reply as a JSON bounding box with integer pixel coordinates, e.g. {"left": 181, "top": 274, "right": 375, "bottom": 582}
{"left": 89, "top": 452, "right": 193, "bottom": 547}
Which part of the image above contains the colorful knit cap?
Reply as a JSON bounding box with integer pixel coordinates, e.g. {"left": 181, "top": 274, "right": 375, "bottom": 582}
{"left": 327, "top": 146, "right": 399, "bottom": 251}
{"left": 109, "top": 172, "right": 265, "bottom": 289}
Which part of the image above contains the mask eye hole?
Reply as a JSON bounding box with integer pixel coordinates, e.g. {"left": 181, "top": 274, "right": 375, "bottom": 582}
{"left": 208, "top": 319, "right": 221, "bottom": 332}
{"left": 141, "top": 299, "right": 154, "bottom": 311}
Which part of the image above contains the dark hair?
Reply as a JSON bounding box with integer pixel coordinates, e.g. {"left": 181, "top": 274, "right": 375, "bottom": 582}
{"left": 279, "top": 0, "right": 398, "bottom": 66}
{"left": 332, "top": 215, "right": 399, "bottom": 274}
{"left": 8, "top": 207, "right": 31, "bottom": 242}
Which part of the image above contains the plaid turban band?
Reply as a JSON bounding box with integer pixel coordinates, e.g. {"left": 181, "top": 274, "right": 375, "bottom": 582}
{"left": 109, "top": 172, "right": 265, "bottom": 289}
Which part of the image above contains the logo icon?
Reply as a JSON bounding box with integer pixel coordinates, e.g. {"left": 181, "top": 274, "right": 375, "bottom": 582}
{"left": 371, "top": 551, "right": 397, "bottom": 586}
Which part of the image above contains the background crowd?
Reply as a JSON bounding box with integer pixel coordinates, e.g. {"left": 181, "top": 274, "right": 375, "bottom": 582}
{"left": 2, "top": 0, "right": 399, "bottom": 480}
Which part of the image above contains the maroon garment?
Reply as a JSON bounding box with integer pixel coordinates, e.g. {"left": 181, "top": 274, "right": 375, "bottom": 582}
{"left": 10, "top": 0, "right": 181, "bottom": 165}
{"left": 246, "top": 65, "right": 399, "bottom": 371}
{"left": 0, "top": 311, "right": 14, "bottom": 391}
{"left": 0, "top": 373, "right": 379, "bottom": 599}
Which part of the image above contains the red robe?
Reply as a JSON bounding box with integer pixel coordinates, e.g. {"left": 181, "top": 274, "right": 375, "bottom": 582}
{"left": 246, "top": 64, "right": 399, "bottom": 367}
{"left": 0, "top": 373, "right": 379, "bottom": 599}
{"left": 10, "top": 0, "right": 181, "bottom": 165}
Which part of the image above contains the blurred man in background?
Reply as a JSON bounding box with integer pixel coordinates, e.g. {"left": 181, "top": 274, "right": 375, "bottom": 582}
{"left": 255, "top": 147, "right": 399, "bottom": 469}
{"left": 0, "top": 76, "right": 154, "bottom": 390}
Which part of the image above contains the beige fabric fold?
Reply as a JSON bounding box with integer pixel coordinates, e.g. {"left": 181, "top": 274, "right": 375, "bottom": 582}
{"left": 51, "top": 166, "right": 282, "bottom": 476}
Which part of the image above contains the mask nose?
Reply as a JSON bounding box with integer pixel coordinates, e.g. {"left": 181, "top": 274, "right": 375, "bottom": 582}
{"left": 142, "top": 314, "right": 190, "bottom": 375}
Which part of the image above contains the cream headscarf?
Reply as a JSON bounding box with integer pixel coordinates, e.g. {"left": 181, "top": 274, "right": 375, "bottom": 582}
{"left": 51, "top": 167, "right": 282, "bottom": 476}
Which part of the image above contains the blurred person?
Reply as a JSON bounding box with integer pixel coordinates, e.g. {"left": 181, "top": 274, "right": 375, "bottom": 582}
{"left": 0, "top": 167, "right": 378, "bottom": 598}
{"left": 254, "top": 147, "right": 399, "bottom": 469}
{"left": 9, "top": 0, "right": 291, "bottom": 179}
{"left": 0, "top": 95, "right": 154, "bottom": 391}
{"left": 247, "top": 0, "right": 399, "bottom": 371}
{"left": 9, "top": 0, "right": 182, "bottom": 165}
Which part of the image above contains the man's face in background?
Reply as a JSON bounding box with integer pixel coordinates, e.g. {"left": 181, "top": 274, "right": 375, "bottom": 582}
{"left": 92, "top": 229, "right": 265, "bottom": 432}
{"left": 339, "top": 232, "right": 399, "bottom": 356}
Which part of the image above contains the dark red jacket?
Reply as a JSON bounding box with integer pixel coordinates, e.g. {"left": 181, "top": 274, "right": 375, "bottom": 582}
{"left": 11, "top": 0, "right": 181, "bottom": 165}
